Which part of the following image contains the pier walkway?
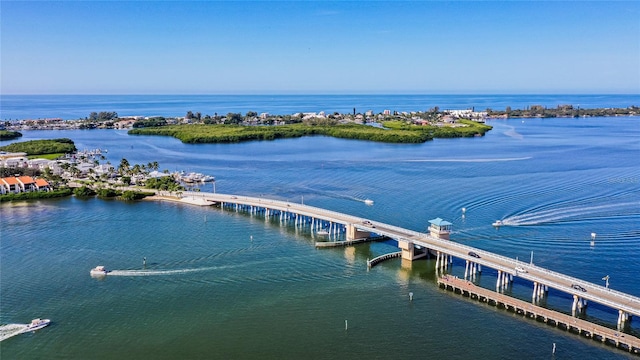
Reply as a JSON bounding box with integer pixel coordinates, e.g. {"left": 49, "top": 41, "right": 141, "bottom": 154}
{"left": 439, "top": 275, "right": 640, "bottom": 353}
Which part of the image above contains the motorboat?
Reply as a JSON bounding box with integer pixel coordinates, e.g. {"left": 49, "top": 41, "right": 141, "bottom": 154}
{"left": 179, "top": 172, "right": 215, "bottom": 183}
{"left": 317, "top": 230, "right": 329, "bottom": 235}
{"left": 364, "top": 199, "right": 374, "bottom": 205}
{"left": 200, "top": 175, "right": 215, "bottom": 183}
{"left": 492, "top": 220, "right": 503, "bottom": 227}
{"left": 23, "top": 318, "right": 50, "bottom": 332}
{"left": 90, "top": 265, "right": 109, "bottom": 276}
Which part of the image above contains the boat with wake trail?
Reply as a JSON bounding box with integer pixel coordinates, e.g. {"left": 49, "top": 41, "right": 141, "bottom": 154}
{"left": 22, "top": 319, "right": 50, "bottom": 333}
{"left": 90, "top": 265, "right": 110, "bottom": 276}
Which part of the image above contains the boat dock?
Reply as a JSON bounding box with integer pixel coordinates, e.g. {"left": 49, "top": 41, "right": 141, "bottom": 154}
{"left": 438, "top": 275, "right": 640, "bottom": 354}
{"left": 315, "top": 235, "right": 387, "bottom": 248}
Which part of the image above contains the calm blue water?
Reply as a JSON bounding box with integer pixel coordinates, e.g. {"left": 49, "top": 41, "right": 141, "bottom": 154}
{"left": 1, "top": 95, "right": 639, "bottom": 359}
{"left": 1, "top": 94, "right": 638, "bottom": 120}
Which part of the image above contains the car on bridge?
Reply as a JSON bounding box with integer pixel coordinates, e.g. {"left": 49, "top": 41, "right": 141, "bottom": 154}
{"left": 515, "top": 266, "right": 527, "bottom": 273}
{"left": 468, "top": 251, "right": 481, "bottom": 258}
{"left": 571, "top": 284, "right": 587, "bottom": 292}
{"left": 362, "top": 220, "right": 374, "bottom": 227}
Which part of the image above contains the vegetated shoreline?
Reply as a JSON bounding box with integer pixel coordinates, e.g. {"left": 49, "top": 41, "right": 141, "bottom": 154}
{"left": 128, "top": 121, "right": 493, "bottom": 144}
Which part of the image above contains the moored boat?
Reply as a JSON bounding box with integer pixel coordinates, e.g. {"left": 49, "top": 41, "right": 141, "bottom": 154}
{"left": 200, "top": 175, "right": 215, "bottom": 183}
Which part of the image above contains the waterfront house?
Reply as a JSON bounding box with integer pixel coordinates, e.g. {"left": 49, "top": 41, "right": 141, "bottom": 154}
{"left": 0, "top": 176, "right": 51, "bottom": 194}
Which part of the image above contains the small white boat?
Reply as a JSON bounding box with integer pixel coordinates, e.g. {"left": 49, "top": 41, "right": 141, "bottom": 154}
{"left": 364, "top": 199, "right": 374, "bottom": 205}
{"left": 200, "top": 175, "right": 215, "bottom": 183}
{"left": 317, "top": 230, "right": 329, "bottom": 235}
{"left": 492, "top": 220, "right": 503, "bottom": 227}
{"left": 90, "top": 265, "right": 109, "bottom": 276}
{"left": 23, "top": 318, "right": 50, "bottom": 332}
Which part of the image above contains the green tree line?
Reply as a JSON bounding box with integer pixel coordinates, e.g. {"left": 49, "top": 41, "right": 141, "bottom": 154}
{"left": 0, "top": 138, "right": 76, "bottom": 156}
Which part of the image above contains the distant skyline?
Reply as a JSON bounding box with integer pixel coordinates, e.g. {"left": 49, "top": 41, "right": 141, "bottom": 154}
{"left": 1, "top": 1, "right": 639, "bottom": 95}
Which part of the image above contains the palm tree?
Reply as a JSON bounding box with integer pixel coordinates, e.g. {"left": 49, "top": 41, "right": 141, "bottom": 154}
{"left": 118, "top": 158, "right": 130, "bottom": 176}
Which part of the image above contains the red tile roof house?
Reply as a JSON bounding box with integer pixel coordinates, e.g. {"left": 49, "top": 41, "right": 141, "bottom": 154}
{"left": 0, "top": 176, "right": 51, "bottom": 194}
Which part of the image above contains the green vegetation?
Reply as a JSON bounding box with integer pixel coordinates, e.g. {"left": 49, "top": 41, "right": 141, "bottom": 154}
{"left": 129, "top": 123, "right": 432, "bottom": 144}
{"left": 96, "top": 188, "right": 120, "bottom": 199}
{"left": 121, "top": 190, "right": 155, "bottom": 201}
{"left": 145, "top": 176, "right": 185, "bottom": 191}
{"left": 89, "top": 112, "right": 118, "bottom": 121}
{"left": 93, "top": 187, "right": 154, "bottom": 200}
{"left": 0, "top": 138, "right": 76, "bottom": 156}
{"left": 73, "top": 186, "right": 97, "bottom": 197}
{"left": 0, "top": 130, "right": 22, "bottom": 140}
{"left": 29, "top": 153, "right": 66, "bottom": 160}
{"left": 0, "top": 188, "right": 72, "bottom": 202}
{"left": 133, "top": 117, "right": 167, "bottom": 128}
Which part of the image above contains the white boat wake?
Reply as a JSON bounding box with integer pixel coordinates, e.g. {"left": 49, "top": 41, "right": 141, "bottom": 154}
{"left": 106, "top": 266, "right": 218, "bottom": 277}
{"left": 500, "top": 202, "right": 639, "bottom": 226}
{"left": 0, "top": 324, "right": 29, "bottom": 341}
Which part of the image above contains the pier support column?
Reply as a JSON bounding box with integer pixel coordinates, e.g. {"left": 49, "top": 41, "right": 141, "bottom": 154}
{"left": 398, "top": 240, "right": 425, "bottom": 261}
{"left": 617, "top": 310, "right": 628, "bottom": 329}
{"left": 465, "top": 260, "right": 470, "bottom": 279}
{"left": 346, "top": 224, "right": 370, "bottom": 241}
{"left": 496, "top": 270, "right": 502, "bottom": 289}
{"left": 572, "top": 295, "right": 580, "bottom": 315}
{"left": 399, "top": 240, "right": 415, "bottom": 261}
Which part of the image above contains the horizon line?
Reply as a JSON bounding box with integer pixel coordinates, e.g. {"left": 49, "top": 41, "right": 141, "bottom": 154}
{"left": 2, "top": 92, "right": 639, "bottom": 97}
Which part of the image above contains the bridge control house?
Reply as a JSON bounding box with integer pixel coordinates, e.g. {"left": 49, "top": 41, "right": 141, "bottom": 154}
{"left": 428, "top": 217, "right": 452, "bottom": 240}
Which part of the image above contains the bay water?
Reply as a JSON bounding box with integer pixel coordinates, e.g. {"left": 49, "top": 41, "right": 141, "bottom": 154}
{"left": 1, "top": 95, "right": 639, "bottom": 359}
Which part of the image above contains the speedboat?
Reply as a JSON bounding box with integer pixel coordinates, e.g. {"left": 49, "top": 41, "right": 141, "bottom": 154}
{"left": 492, "top": 220, "right": 503, "bottom": 227}
{"left": 364, "top": 199, "right": 374, "bottom": 205}
{"left": 90, "top": 265, "right": 109, "bottom": 276}
{"left": 317, "top": 230, "right": 329, "bottom": 235}
{"left": 23, "top": 318, "right": 50, "bottom": 332}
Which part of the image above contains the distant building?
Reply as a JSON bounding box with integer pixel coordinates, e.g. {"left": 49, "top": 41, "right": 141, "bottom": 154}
{"left": 444, "top": 109, "right": 487, "bottom": 121}
{"left": 0, "top": 151, "right": 28, "bottom": 167}
{"left": 383, "top": 110, "right": 391, "bottom": 115}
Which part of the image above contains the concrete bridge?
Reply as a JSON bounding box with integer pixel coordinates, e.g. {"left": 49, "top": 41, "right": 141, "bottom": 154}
{"left": 170, "top": 191, "right": 640, "bottom": 334}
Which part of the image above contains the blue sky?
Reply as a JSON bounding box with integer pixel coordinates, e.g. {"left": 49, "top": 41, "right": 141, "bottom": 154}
{"left": 1, "top": 1, "right": 639, "bottom": 94}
